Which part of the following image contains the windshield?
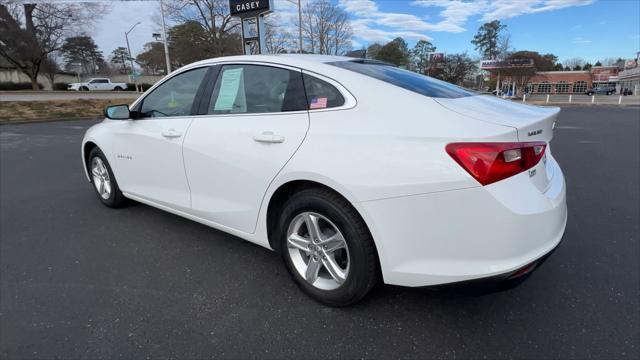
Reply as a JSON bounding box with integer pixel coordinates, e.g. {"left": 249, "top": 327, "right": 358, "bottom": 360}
{"left": 328, "top": 60, "right": 475, "bottom": 99}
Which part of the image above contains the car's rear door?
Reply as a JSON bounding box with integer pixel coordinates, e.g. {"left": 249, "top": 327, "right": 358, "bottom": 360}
{"left": 182, "top": 63, "right": 309, "bottom": 233}
{"left": 111, "top": 66, "right": 211, "bottom": 212}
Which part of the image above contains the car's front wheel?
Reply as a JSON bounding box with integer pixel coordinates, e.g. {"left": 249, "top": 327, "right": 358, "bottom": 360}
{"left": 88, "top": 147, "right": 126, "bottom": 208}
{"left": 277, "top": 188, "right": 378, "bottom": 306}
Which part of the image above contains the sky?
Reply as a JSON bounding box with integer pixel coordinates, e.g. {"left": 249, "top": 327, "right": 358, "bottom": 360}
{"left": 90, "top": 0, "right": 640, "bottom": 64}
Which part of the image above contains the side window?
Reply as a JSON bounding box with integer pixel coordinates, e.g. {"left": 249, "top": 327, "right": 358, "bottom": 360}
{"left": 140, "top": 67, "right": 208, "bottom": 118}
{"left": 303, "top": 74, "right": 345, "bottom": 109}
{"left": 208, "top": 64, "right": 306, "bottom": 114}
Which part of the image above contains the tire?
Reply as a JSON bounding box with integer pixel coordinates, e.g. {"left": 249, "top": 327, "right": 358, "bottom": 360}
{"left": 88, "top": 147, "right": 126, "bottom": 208}
{"left": 587, "top": 92, "right": 593, "bottom": 96}
{"left": 606, "top": 91, "right": 611, "bottom": 96}
{"left": 80, "top": 86, "right": 89, "bottom": 91}
{"left": 114, "top": 86, "right": 123, "bottom": 91}
{"left": 276, "top": 187, "right": 378, "bottom": 306}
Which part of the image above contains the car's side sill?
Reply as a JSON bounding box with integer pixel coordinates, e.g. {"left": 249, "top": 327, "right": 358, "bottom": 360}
{"left": 122, "top": 192, "right": 273, "bottom": 250}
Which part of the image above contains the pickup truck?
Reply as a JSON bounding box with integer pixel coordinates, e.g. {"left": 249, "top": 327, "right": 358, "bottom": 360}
{"left": 67, "top": 78, "right": 127, "bottom": 91}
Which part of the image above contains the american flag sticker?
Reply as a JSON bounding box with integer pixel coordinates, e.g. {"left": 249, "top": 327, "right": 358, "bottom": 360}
{"left": 310, "top": 97, "right": 328, "bottom": 109}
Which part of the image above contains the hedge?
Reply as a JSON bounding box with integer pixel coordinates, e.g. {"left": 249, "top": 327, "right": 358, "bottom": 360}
{"left": 126, "top": 83, "right": 154, "bottom": 92}
{"left": 0, "top": 82, "right": 44, "bottom": 90}
{"left": 53, "top": 82, "right": 69, "bottom": 91}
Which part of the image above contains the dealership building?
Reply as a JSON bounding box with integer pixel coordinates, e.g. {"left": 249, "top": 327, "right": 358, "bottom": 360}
{"left": 523, "top": 66, "right": 620, "bottom": 94}
{"left": 493, "top": 55, "right": 640, "bottom": 96}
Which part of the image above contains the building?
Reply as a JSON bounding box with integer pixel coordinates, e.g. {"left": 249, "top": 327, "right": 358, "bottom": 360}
{"left": 500, "top": 65, "right": 632, "bottom": 95}
{"left": 618, "top": 58, "right": 640, "bottom": 95}
{"left": 525, "top": 70, "right": 591, "bottom": 94}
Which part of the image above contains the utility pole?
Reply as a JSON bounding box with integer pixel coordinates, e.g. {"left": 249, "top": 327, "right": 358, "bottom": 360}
{"left": 284, "top": 0, "right": 303, "bottom": 53}
{"left": 160, "top": 0, "right": 171, "bottom": 74}
{"left": 297, "top": 0, "right": 302, "bottom": 53}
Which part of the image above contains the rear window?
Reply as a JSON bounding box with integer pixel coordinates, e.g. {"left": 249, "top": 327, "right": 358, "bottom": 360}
{"left": 328, "top": 61, "right": 475, "bottom": 99}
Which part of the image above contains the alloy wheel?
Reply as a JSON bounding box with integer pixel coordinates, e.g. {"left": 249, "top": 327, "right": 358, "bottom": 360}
{"left": 91, "top": 157, "right": 112, "bottom": 200}
{"left": 287, "top": 212, "right": 350, "bottom": 290}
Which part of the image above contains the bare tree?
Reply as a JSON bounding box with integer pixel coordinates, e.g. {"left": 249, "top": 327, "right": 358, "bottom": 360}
{"left": 497, "top": 33, "right": 512, "bottom": 60}
{"left": 41, "top": 52, "right": 61, "bottom": 89}
{"left": 435, "top": 52, "right": 477, "bottom": 85}
{"left": 563, "top": 57, "right": 586, "bottom": 70}
{"left": 599, "top": 57, "right": 618, "bottom": 66}
{"left": 165, "top": 0, "right": 241, "bottom": 57}
{"left": 301, "top": 0, "right": 352, "bottom": 55}
{"left": 264, "top": 20, "right": 294, "bottom": 54}
{"left": 0, "top": 3, "right": 105, "bottom": 90}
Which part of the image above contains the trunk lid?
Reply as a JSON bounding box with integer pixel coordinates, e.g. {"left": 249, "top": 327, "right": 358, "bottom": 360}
{"left": 434, "top": 95, "right": 559, "bottom": 143}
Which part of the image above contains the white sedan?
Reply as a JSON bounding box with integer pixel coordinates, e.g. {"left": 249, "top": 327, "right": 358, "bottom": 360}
{"left": 82, "top": 55, "right": 567, "bottom": 306}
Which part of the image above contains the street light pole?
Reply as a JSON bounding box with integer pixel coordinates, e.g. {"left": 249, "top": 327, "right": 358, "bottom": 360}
{"left": 125, "top": 21, "right": 141, "bottom": 79}
{"left": 160, "top": 0, "right": 171, "bottom": 74}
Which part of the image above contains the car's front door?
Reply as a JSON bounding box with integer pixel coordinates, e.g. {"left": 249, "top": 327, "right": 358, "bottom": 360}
{"left": 112, "top": 66, "right": 210, "bottom": 211}
{"left": 182, "top": 63, "right": 310, "bottom": 233}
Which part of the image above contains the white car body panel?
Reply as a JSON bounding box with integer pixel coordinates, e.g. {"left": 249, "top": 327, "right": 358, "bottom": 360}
{"left": 81, "top": 54, "right": 567, "bottom": 287}
{"left": 111, "top": 117, "right": 194, "bottom": 211}
{"left": 183, "top": 111, "right": 309, "bottom": 233}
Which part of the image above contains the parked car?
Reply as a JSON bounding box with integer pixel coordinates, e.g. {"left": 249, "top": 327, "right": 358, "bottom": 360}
{"left": 67, "top": 78, "right": 127, "bottom": 91}
{"left": 82, "top": 55, "right": 567, "bottom": 306}
{"left": 586, "top": 85, "right": 616, "bottom": 96}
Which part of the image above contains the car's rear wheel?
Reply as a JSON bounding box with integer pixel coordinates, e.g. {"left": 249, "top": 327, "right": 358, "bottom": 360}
{"left": 277, "top": 188, "right": 378, "bottom": 306}
{"left": 114, "top": 86, "right": 123, "bottom": 91}
{"left": 606, "top": 91, "right": 612, "bottom": 95}
{"left": 88, "top": 147, "right": 126, "bottom": 208}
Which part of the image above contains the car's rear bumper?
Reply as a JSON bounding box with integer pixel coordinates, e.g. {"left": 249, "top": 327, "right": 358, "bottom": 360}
{"left": 357, "top": 152, "right": 567, "bottom": 287}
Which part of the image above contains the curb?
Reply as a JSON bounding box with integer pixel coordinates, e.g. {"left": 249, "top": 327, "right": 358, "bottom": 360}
{"left": 0, "top": 117, "right": 101, "bottom": 125}
{"left": 519, "top": 102, "right": 640, "bottom": 107}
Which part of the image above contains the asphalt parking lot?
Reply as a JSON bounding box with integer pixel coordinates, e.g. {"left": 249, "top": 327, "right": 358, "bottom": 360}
{"left": 1, "top": 106, "right": 638, "bottom": 359}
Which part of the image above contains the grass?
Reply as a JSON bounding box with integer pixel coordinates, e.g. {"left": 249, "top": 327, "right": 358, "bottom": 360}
{"left": 0, "top": 99, "right": 131, "bottom": 123}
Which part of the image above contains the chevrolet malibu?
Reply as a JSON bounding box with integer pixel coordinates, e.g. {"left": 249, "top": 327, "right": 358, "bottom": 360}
{"left": 82, "top": 55, "right": 567, "bottom": 306}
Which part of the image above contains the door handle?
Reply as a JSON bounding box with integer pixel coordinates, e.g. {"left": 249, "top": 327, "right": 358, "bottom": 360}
{"left": 161, "top": 129, "right": 182, "bottom": 138}
{"left": 253, "top": 131, "right": 285, "bottom": 143}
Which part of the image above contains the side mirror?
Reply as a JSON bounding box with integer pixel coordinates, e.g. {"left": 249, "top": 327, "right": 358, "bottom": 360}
{"left": 104, "top": 104, "right": 131, "bottom": 120}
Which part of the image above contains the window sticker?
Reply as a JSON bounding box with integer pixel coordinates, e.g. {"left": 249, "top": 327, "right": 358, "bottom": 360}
{"left": 309, "top": 97, "right": 328, "bottom": 109}
{"left": 167, "top": 92, "right": 179, "bottom": 108}
{"left": 214, "top": 68, "right": 245, "bottom": 111}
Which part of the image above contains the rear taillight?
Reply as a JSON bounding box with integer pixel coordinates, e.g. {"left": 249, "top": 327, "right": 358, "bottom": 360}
{"left": 445, "top": 142, "right": 546, "bottom": 186}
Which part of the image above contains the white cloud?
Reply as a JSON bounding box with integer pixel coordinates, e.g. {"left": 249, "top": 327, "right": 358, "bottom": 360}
{"left": 411, "top": 0, "right": 594, "bottom": 26}
{"left": 340, "top": 0, "right": 594, "bottom": 45}
{"left": 92, "top": 1, "right": 160, "bottom": 57}
{"left": 572, "top": 37, "right": 592, "bottom": 44}
{"left": 478, "top": 0, "right": 595, "bottom": 21}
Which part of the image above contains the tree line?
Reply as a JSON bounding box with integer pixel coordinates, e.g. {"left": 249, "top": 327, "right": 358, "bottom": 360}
{"left": 0, "top": 1, "right": 627, "bottom": 91}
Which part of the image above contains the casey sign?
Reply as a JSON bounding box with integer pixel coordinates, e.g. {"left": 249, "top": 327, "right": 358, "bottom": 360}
{"left": 229, "top": 0, "right": 271, "bottom": 16}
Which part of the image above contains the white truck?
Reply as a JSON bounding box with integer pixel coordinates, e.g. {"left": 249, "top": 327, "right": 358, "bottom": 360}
{"left": 67, "top": 78, "right": 128, "bottom": 91}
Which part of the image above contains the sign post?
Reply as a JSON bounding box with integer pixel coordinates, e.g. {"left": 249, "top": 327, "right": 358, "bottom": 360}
{"left": 229, "top": 0, "right": 273, "bottom": 55}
